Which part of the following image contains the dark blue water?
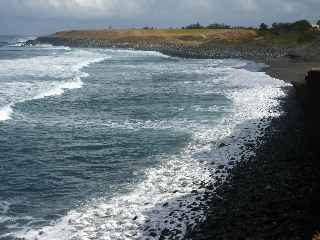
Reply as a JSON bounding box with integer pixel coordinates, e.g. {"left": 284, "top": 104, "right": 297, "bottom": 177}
{"left": 0, "top": 36, "right": 287, "bottom": 240}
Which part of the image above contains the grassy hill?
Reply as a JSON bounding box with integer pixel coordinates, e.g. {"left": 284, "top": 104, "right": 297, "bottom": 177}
{"left": 54, "top": 28, "right": 258, "bottom": 46}
{"left": 49, "top": 27, "right": 320, "bottom": 50}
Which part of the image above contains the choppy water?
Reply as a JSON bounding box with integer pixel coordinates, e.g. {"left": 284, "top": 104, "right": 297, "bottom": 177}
{"left": 0, "top": 36, "right": 288, "bottom": 240}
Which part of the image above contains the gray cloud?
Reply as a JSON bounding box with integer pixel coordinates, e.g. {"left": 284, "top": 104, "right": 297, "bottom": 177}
{"left": 0, "top": 0, "right": 319, "bottom": 35}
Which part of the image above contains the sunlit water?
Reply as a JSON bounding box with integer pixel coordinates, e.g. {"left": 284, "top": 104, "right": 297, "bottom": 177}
{"left": 0, "top": 36, "right": 288, "bottom": 240}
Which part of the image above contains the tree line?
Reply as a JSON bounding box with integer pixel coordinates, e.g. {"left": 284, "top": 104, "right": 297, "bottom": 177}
{"left": 182, "top": 22, "right": 231, "bottom": 29}
{"left": 259, "top": 20, "right": 318, "bottom": 32}
{"left": 138, "top": 19, "right": 319, "bottom": 33}
{"left": 180, "top": 20, "right": 319, "bottom": 31}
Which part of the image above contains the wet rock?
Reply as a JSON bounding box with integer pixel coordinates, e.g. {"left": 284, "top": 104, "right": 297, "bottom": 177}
{"left": 218, "top": 164, "right": 225, "bottom": 170}
{"left": 218, "top": 143, "right": 227, "bottom": 148}
{"left": 149, "top": 232, "right": 157, "bottom": 237}
{"left": 144, "top": 226, "right": 150, "bottom": 231}
{"left": 214, "top": 182, "right": 221, "bottom": 187}
{"left": 207, "top": 185, "right": 214, "bottom": 190}
{"left": 265, "top": 184, "right": 273, "bottom": 191}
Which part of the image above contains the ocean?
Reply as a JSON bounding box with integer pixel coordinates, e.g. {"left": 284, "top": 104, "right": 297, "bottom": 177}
{"left": 0, "top": 36, "right": 288, "bottom": 240}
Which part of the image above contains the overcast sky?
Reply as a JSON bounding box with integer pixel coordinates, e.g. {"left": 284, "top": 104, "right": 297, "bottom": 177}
{"left": 0, "top": 0, "right": 319, "bottom": 35}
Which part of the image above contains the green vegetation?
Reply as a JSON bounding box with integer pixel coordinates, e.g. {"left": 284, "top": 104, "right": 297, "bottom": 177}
{"left": 184, "top": 22, "right": 204, "bottom": 29}
{"left": 257, "top": 19, "right": 320, "bottom": 46}
{"left": 183, "top": 22, "right": 231, "bottom": 30}
{"left": 180, "top": 20, "right": 320, "bottom": 46}
{"left": 55, "top": 28, "right": 257, "bottom": 45}
{"left": 259, "top": 23, "right": 268, "bottom": 31}
{"left": 54, "top": 19, "right": 320, "bottom": 49}
{"left": 207, "top": 23, "right": 231, "bottom": 29}
{"left": 270, "top": 20, "right": 312, "bottom": 32}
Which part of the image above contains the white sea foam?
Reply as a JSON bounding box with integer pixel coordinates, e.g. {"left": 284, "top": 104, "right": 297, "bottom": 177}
{"left": 106, "top": 48, "right": 171, "bottom": 58}
{"left": 0, "top": 201, "right": 11, "bottom": 215}
{"left": 7, "top": 36, "right": 36, "bottom": 47}
{"left": 9, "top": 42, "right": 25, "bottom": 47}
{"left": 6, "top": 37, "right": 70, "bottom": 50}
{"left": 31, "top": 44, "right": 72, "bottom": 51}
{"left": 33, "top": 77, "right": 84, "bottom": 100}
{"left": 16, "top": 154, "right": 211, "bottom": 240}
{"left": 0, "top": 105, "right": 13, "bottom": 121}
{"left": 14, "top": 57, "right": 290, "bottom": 240}
{"left": 0, "top": 49, "right": 110, "bottom": 122}
{"left": 0, "top": 49, "right": 106, "bottom": 78}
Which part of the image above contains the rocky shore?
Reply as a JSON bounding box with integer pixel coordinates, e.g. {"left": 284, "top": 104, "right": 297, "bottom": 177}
{"left": 32, "top": 35, "right": 289, "bottom": 61}
{"left": 33, "top": 34, "right": 320, "bottom": 239}
{"left": 186, "top": 88, "right": 320, "bottom": 240}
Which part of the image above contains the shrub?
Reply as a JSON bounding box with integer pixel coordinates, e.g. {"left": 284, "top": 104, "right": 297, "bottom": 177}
{"left": 207, "top": 23, "right": 231, "bottom": 29}
{"left": 291, "top": 20, "right": 312, "bottom": 31}
{"left": 185, "top": 22, "right": 204, "bottom": 29}
{"left": 297, "top": 31, "right": 317, "bottom": 43}
{"left": 271, "top": 20, "right": 312, "bottom": 32}
{"left": 271, "top": 22, "right": 292, "bottom": 31}
{"left": 259, "top": 23, "right": 269, "bottom": 31}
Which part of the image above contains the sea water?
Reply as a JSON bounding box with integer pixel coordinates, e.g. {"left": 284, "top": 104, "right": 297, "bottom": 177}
{"left": 0, "top": 36, "right": 288, "bottom": 240}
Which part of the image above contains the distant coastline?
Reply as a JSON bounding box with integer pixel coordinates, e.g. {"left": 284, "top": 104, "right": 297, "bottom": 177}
{"left": 32, "top": 29, "right": 287, "bottom": 61}
{"left": 31, "top": 28, "right": 320, "bottom": 86}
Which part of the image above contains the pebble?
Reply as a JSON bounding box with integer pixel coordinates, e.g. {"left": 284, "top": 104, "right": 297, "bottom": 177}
{"left": 33, "top": 36, "right": 290, "bottom": 63}
{"left": 218, "top": 165, "right": 225, "bottom": 169}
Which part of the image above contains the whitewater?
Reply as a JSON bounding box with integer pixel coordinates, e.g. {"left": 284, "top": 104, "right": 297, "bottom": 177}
{"left": 0, "top": 36, "right": 288, "bottom": 240}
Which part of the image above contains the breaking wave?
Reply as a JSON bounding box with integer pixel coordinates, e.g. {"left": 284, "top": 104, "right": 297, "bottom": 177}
{"left": 0, "top": 48, "right": 110, "bottom": 122}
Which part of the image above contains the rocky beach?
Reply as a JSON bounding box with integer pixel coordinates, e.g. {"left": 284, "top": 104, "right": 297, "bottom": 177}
{"left": 31, "top": 29, "right": 320, "bottom": 239}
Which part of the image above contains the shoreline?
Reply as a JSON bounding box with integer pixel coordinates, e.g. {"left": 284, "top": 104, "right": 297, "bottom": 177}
{"left": 33, "top": 35, "right": 290, "bottom": 61}
{"left": 33, "top": 36, "right": 320, "bottom": 239}
{"left": 186, "top": 87, "right": 314, "bottom": 239}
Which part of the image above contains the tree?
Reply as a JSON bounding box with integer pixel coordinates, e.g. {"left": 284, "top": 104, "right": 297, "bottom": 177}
{"left": 207, "top": 23, "right": 230, "bottom": 29}
{"left": 185, "top": 22, "right": 203, "bottom": 29}
{"left": 317, "top": 20, "right": 320, "bottom": 26}
{"left": 259, "top": 23, "right": 269, "bottom": 31}
{"left": 271, "top": 22, "right": 291, "bottom": 31}
{"left": 143, "top": 26, "right": 154, "bottom": 30}
{"left": 271, "top": 20, "right": 311, "bottom": 32}
{"left": 290, "top": 20, "right": 312, "bottom": 31}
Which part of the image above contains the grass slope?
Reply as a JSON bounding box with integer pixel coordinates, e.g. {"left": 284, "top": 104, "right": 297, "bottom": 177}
{"left": 54, "top": 29, "right": 258, "bottom": 45}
